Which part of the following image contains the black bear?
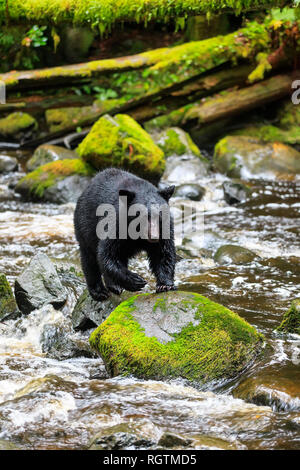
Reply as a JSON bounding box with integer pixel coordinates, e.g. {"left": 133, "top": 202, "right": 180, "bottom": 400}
{"left": 74, "top": 168, "right": 176, "bottom": 301}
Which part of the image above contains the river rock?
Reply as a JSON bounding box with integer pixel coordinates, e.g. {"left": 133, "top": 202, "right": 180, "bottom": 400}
{"left": 15, "top": 159, "right": 94, "bottom": 203}
{"left": 0, "top": 112, "right": 37, "bottom": 141}
{"left": 233, "top": 376, "right": 300, "bottom": 412}
{"left": 155, "top": 127, "right": 202, "bottom": 157}
{"left": 90, "top": 291, "right": 263, "bottom": 385}
{"left": 0, "top": 155, "right": 18, "bottom": 173}
{"left": 89, "top": 421, "right": 157, "bottom": 450}
{"left": 77, "top": 114, "right": 165, "bottom": 183}
{"left": 0, "top": 273, "right": 18, "bottom": 321}
{"left": 26, "top": 145, "right": 78, "bottom": 172}
{"left": 222, "top": 181, "right": 250, "bottom": 205}
{"left": 276, "top": 299, "right": 300, "bottom": 335}
{"left": 174, "top": 183, "right": 205, "bottom": 201}
{"left": 214, "top": 136, "right": 300, "bottom": 179}
{"left": 214, "top": 245, "right": 258, "bottom": 265}
{"left": 161, "top": 155, "right": 209, "bottom": 184}
{"left": 72, "top": 289, "right": 132, "bottom": 331}
{"left": 14, "top": 253, "right": 67, "bottom": 314}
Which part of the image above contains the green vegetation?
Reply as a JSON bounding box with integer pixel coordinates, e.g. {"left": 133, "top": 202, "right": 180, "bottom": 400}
{"left": 0, "top": 112, "right": 37, "bottom": 137}
{"left": 90, "top": 291, "right": 263, "bottom": 384}
{"left": 276, "top": 299, "right": 300, "bottom": 335}
{"left": 0, "top": 274, "right": 17, "bottom": 321}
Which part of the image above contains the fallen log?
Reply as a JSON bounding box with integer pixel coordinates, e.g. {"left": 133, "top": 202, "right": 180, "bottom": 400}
{"left": 1, "top": 19, "right": 298, "bottom": 93}
{"left": 145, "top": 74, "right": 297, "bottom": 131}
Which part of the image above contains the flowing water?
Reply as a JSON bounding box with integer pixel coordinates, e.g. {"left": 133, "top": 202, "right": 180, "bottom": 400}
{"left": 0, "top": 157, "right": 299, "bottom": 450}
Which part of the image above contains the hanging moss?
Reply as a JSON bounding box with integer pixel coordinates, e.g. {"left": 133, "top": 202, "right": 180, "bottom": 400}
{"left": 0, "top": 1, "right": 288, "bottom": 33}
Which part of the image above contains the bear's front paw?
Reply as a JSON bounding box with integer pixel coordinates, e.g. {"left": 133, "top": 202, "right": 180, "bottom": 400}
{"left": 156, "top": 284, "right": 177, "bottom": 293}
{"left": 89, "top": 287, "right": 110, "bottom": 301}
{"left": 124, "top": 272, "right": 147, "bottom": 292}
{"left": 107, "top": 284, "right": 123, "bottom": 295}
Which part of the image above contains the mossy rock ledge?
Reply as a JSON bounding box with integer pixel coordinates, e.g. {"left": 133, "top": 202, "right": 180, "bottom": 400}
{"left": 90, "top": 291, "right": 263, "bottom": 386}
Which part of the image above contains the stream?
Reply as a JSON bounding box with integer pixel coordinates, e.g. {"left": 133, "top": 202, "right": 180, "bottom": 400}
{"left": 0, "top": 157, "right": 299, "bottom": 450}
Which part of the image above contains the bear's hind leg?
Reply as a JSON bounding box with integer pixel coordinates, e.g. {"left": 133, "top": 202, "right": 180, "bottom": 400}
{"left": 79, "top": 244, "right": 110, "bottom": 301}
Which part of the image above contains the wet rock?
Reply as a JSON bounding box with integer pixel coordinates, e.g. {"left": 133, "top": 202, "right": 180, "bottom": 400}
{"left": 0, "top": 155, "right": 18, "bottom": 173}
{"left": 72, "top": 289, "right": 132, "bottom": 330}
{"left": 0, "top": 439, "right": 22, "bottom": 450}
{"left": 155, "top": 127, "right": 202, "bottom": 157}
{"left": 233, "top": 376, "right": 300, "bottom": 412}
{"left": 89, "top": 421, "right": 157, "bottom": 450}
{"left": 276, "top": 299, "right": 300, "bottom": 335}
{"left": 77, "top": 114, "right": 165, "bottom": 183}
{"left": 214, "top": 245, "right": 258, "bottom": 265}
{"left": 0, "top": 185, "right": 16, "bottom": 201}
{"left": 157, "top": 432, "right": 193, "bottom": 448}
{"left": 90, "top": 291, "right": 263, "bottom": 385}
{"left": 174, "top": 183, "right": 205, "bottom": 201}
{"left": 15, "top": 159, "right": 94, "bottom": 203}
{"left": 0, "top": 112, "right": 37, "bottom": 141}
{"left": 162, "top": 155, "right": 209, "bottom": 184}
{"left": 26, "top": 145, "right": 78, "bottom": 172}
{"left": 214, "top": 136, "right": 300, "bottom": 179}
{"left": 222, "top": 181, "right": 250, "bottom": 205}
{"left": 14, "top": 253, "right": 67, "bottom": 315}
{"left": 0, "top": 273, "right": 18, "bottom": 321}
{"left": 39, "top": 306, "right": 94, "bottom": 360}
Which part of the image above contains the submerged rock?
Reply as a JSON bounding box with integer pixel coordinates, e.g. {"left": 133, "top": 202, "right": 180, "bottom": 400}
{"left": 77, "top": 113, "right": 165, "bottom": 183}
{"left": 15, "top": 158, "right": 94, "bottom": 203}
{"left": 0, "top": 155, "right": 18, "bottom": 173}
{"left": 72, "top": 289, "right": 132, "bottom": 331}
{"left": 14, "top": 253, "right": 67, "bottom": 314}
{"left": 26, "top": 145, "right": 78, "bottom": 172}
{"left": 214, "top": 245, "right": 258, "bottom": 265}
{"left": 89, "top": 421, "right": 157, "bottom": 450}
{"left": 222, "top": 180, "right": 250, "bottom": 205}
{"left": 214, "top": 136, "right": 300, "bottom": 179}
{"left": 0, "top": 112, "right": 37, "bottom": 141}
{"left": 155, "top": 127, "right": 202, "bottom": 157}
{"left": 174, "top": 183, "right": 205, "bottom": 201}
{"left": 276, "top": 299, "right": 300, "bottom": 335}
{"left": 90, "top": 291, "right": 263, "bottom": 385}
{"left": 0, "top": 273, "right": 18, "bottom": 321}
{"left": 233, "top": 376, "right": 300, "bottom": 412}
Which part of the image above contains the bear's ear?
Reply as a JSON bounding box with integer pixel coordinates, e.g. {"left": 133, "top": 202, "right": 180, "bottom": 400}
{"left": 119, "top": 189, "right": 135, "bottom": 203}
{"left": 159, "top": 185, "right": 175, "bottom": 202}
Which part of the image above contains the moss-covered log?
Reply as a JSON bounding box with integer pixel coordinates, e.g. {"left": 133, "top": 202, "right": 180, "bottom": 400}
{"left": 145, "top": 74, "right": 295, "bottom": 130}
{"left": 0, "top": 1, "right": 291, "bottom": 33}
{"left": 1, "top": 18, "right": 298, "bottom": 92}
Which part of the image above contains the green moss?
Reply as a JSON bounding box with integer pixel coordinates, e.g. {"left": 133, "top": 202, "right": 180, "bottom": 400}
{"left": 158, "top": 127, "right": 201, "bottom": 157}
{"left": 0, "top": 273, "right": 17, "bottom": 321}
{"left": 77, "top": 114, "right": 165, "bottom": 182}
{"left": 16, "top": 158, "right": 95, "bottom": 199}
{"left": 0, "top": 1, "right": 287, "bottom": 33}
{"left": 276, "top": 299, "right": 300, "bottom": 335}
{"left": 233, "top": 124, "right": 300, "bottom": 145}
{"left": 90, "top": 291, "right": 263, "bottom": 384}
{"left": 0, "top": 112, "right": 37, "bottom": 137}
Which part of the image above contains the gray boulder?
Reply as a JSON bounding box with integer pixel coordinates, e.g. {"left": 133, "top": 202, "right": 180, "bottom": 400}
{"left": 214, "top": 245, "right": 258, "bottom": 265}
{"left": 14, "top": 253, "right": 67, "bottom": 314}
{"left": 26, "top": 145, "right": 78, "bottom": 172}
{"left": 0, "top": 155, "right": 18, "bottom": 173}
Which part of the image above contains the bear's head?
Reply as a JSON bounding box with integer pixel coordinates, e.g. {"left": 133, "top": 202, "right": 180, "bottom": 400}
{"left": 118, "top": 184, "right": 175, "bottom": 243}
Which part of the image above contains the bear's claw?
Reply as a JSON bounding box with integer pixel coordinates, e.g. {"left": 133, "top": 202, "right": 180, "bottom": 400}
{"left": 156, "top": 284, "right": 177, "bottom": 293}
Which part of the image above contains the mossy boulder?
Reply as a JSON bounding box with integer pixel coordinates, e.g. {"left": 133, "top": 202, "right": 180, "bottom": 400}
{"left": 214, "top": 136, "right": 300, "bottom": 179}
{"left": 77, "top": 114, "right": 165, "bottom": 182}
{"left": 26, "top": 145, "right": 78, "bottom": 172}
{"left": 90, "top": 291, "right": 263, "bottom": 386}
{"left": 155, "top": 127, "right": 202, "bottom": 158}
{"left": 0, "top": 112, "right": 37, "bottom": 140}
{"left": 276, "top": 299, "right": 300, "bottom": 336}
{"left": 16, "top": 158, "right": 95, "bottom": 203}
{"left": 0, "top": 273, "right": 18, "bottom": 321}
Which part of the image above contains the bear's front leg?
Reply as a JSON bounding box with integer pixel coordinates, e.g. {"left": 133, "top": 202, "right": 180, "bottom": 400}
{"left": 147, "top": 239, "right": 176, "bottom": 293}
{"left": 98, "top": 240, "right": 147, "bottom": 293}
